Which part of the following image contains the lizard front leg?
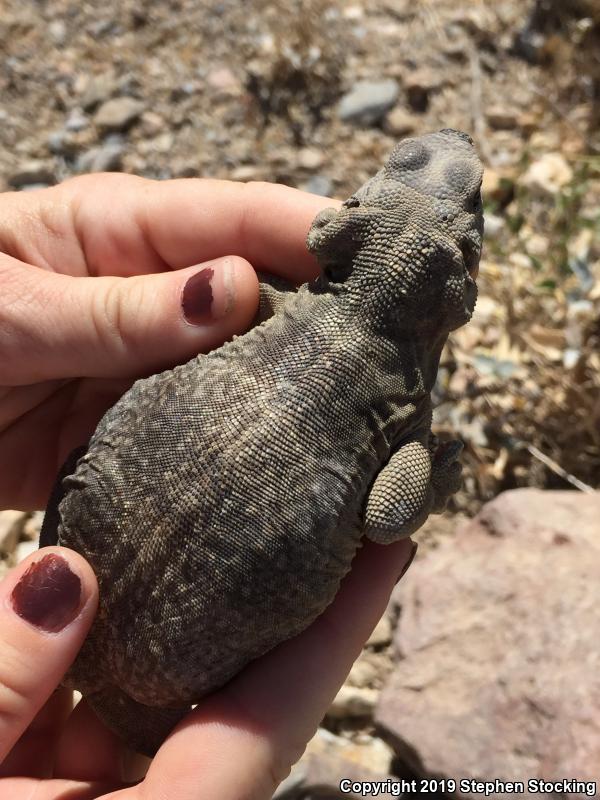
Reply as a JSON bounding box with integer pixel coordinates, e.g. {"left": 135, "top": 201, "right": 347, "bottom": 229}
{"left": 364, "top": 434, "right": 463, "bottom": 543}
{"left": 254, "top": 271, "right": 298, "bottom": 323}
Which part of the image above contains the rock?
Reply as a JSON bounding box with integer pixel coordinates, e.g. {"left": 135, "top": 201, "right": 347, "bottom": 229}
{"left": 486, "top": 105, "right": 518, "bottom": 130}
{"left": 512, "top": 26, "right": 546, "bottom": 65}
{"left": 138, "top": 133, "right": 174, "bottom": 156}
{"left": 342, "top": 5, "right": 366, "bottom": 21}
{"left": 337, "top": 79, "right": 400, "bottom": 125}
{"left": 366, "top": 613, "right": 393, "bottom": 648}
{"left": 229, "top": 164, "right": 263, "bottom": 181}
{"left": 347, "top": 651, "right": 387, "bottom": 688}
{"left": 412, "top": 509, "right": 463, "bottom": 550}
{"left": 0, "top": 510, "right": 26, "bottom": 556}
{"left": 568, "top": 228, "right": 595, "bottom": 294}
{"left": 481, "top": 168, "right": 514, "bottom": 206}
{"left": 80, "top": 74, "right": 116, "bottom": 111}
{"left": 169, "top": 82, "right": 198, "bottom": 103}
{"left": 508, "top": 251, "right": 532, "bottom": 270}
{"left": 76, "top": 139, "right": 124, "bottom": 173}
{"left": 523, "top": 230, "right": 549, "bottom": 257}
{"left": 49, "top": 20, "right": 67, "bottom": 46}
{"left": 22, "top": 511, "right": 44, "bottom": 542}
{"left": 94, "top": 96, "right": 145, "bottom": 131}
{"left": 16, "top": 540, "right": 39, "bottom": 563}
{"left": 65, "top": 109, "right": 90, "bottom": 133}
{"left": 47, "top": 130, "right": 78, "bottom": 157}
{"left": 47, "top": 132, "right": 64, "bottom": 155}
{"left": 453, "top": 8, "right": 495, "bottom": 40}
{"left": 327, "top": 684, "right": 378, "bottom": 719}
{"left": 383, "top": 106, "right": 415, "bottom": 136}
{"left": 471, "top": 294, "right": 502, "bottom": 323}
{"left": 517, "top": 111, "right": 539, "bottom": 135}
{"left": 139, "top": 111, "right": 166, "bottom": 136}
{"left": 173, "top": 164, "right": 199, "bottom": 179}
{"left": 483, "top": 212, "right": 505, "bottom": 238}
{"left": 19, "top": 184, "right": 55, "bottom": 193}
{"left": 404, "top": 69, "right": 441, "bottom": 112}
{"left": 206, "top": 66, "right": 240, "bottom": 94}
{"left": 521, "top": 152, "right": 573, "bottom": 196}
{"left": 297, "top": 147, "right": 324, "bottom": 170}
{"left": 87, "top": 18, "right": 119, "bottom": 38}
{"left": 528, "top": 130, "right": 561, "bottom": 152}
{"left": 8, "top": 161, "right": 57, "bottom": 189}
{"left": 274, "top": 727, "right": 396, "bottom": 799}
{"left": 376, "top": 489, "right": 600, "bottom": 797}
{"left": 302, "top": 174, "right": 333, "bottom": 197}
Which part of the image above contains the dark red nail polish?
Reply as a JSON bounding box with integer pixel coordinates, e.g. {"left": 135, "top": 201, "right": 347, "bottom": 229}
{"left": 396, "top": 541, "right": 418, "bottom": 584}
{"left": 10, "top": 554, "right": 82, "bottom": 632}
{"left": 182, "top": 268, "right": 214, "bottom": 325}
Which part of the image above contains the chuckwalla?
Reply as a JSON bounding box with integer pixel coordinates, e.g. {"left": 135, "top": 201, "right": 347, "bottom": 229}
{"left": 41, "top": 128, "right": 484, "bottom": 755}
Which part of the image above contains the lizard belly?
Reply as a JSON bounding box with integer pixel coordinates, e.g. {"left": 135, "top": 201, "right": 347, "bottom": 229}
{"left": 57, "top": 366, "right": 373, "bottom": 706}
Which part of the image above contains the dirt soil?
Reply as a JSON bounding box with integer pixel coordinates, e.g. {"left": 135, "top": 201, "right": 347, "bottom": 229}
{"left": 0, "top": 0, "right": 599, "bottom": 507}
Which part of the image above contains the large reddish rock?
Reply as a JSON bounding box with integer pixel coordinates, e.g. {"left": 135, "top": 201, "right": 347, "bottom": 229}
{"left": 376, "top": 489, "right": 600, "bottom": 798}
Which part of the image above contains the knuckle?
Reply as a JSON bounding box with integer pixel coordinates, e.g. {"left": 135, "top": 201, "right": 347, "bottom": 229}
{"left": 90, "top": 277, "right": 129, "bottom": 362}
{"left": 92, "top": 275, "right": 159, "bottom": 374}
{"left": 0, "top": 261, "right": 39, "bottom": 381}
{"left": 268, "top": 739, "right": 305, "bottom": 788}
{"left": 61, "top": 172, "right": 141, "bottom": 196}
{"left": 0, "top": 651, "right": 33, "bottom": 729}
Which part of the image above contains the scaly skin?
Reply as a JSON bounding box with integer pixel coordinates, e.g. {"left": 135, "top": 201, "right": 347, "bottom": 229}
{"left": 41, "top": 128, "right": 484, "bottom": 755}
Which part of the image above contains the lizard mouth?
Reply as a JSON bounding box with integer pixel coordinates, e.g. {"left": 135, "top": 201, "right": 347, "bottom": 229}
{"left": 460, "top": 239, "right": 480, "bottom": 279}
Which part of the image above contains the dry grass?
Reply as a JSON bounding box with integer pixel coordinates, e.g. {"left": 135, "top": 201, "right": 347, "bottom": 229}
{"left": 441, "top": 153, "right": 600, "bottom": 513}
{"left": 243, "top": 0, "right": 349, "bottom": 144}
{"left": 522, "top": 0, "right": 600, "bottom": 149}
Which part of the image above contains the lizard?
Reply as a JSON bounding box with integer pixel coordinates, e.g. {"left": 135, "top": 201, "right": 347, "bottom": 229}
{"left": 40, "top": 128, "right": 484, "bottom": 756}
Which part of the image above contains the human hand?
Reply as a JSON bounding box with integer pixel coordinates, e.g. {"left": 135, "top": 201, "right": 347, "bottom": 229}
{"left": 0, "top": 174, "right": 332, "bottom": 509}
{"left": 0, "top": 539, "right": 416, "bottom": 799}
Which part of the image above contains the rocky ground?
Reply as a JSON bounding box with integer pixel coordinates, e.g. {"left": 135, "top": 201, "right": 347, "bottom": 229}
{"left": 1, "top": 0, "right": 599, "bottom": 797}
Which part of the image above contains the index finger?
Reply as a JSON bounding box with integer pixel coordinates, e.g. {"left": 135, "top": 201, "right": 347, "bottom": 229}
{"left": 145, "top": 179, "right": 341, "bottom": 281}
{"left": 71, "top": 177, "right": 340, "bottom": 283}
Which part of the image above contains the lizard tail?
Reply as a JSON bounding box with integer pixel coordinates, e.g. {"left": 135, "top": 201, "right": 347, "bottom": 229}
{"left": 86, "top": 686, "right": 190, "bottom": 757}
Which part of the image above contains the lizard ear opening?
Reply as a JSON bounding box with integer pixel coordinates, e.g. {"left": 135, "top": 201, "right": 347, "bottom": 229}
{"left": 307, "top": 206, "right": 359, "bottom": 282}
{"left": 307, "top": 205, "right": 376, "bottom": 282}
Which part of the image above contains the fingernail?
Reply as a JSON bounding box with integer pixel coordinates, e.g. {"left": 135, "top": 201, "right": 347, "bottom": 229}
{"left": 10, "top": 553, "right": 82, "bottom": 632}
{"left": 395, "top": 541, "right": 418, "bottom": 584}
{"left": 181, "top": 260, "right": 234, "bottom": 325}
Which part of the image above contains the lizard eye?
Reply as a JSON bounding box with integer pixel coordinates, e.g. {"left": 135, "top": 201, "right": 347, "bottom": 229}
{"left": 389, "top": 140, "right": 431, "bottom": 172}
{"left": 343, "top": 196, "right": 360, "bottom": 209}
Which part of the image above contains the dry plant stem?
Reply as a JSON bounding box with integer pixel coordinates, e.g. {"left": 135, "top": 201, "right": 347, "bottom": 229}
{"left": 526, "top": 444, "right": 595, "bottom": 493}
{"left": 468, "top": 45, "right": 493, "bottom": 165}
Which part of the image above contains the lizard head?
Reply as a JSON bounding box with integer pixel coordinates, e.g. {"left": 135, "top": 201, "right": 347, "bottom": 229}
{"left": 307, "top": 129, "right": 484, "bottom": 335}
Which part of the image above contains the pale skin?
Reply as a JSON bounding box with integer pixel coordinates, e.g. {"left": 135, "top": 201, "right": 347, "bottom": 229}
{"left": 0, "top": 175, "right": 414, "bottom": 799}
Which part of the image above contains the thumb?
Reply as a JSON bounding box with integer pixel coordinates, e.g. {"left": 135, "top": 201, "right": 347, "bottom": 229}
{"left": 0, "top": 547, "right": 98, "bottom": 765}
{"left": 0, "top": 254, "right": 259, "bottom": 384}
